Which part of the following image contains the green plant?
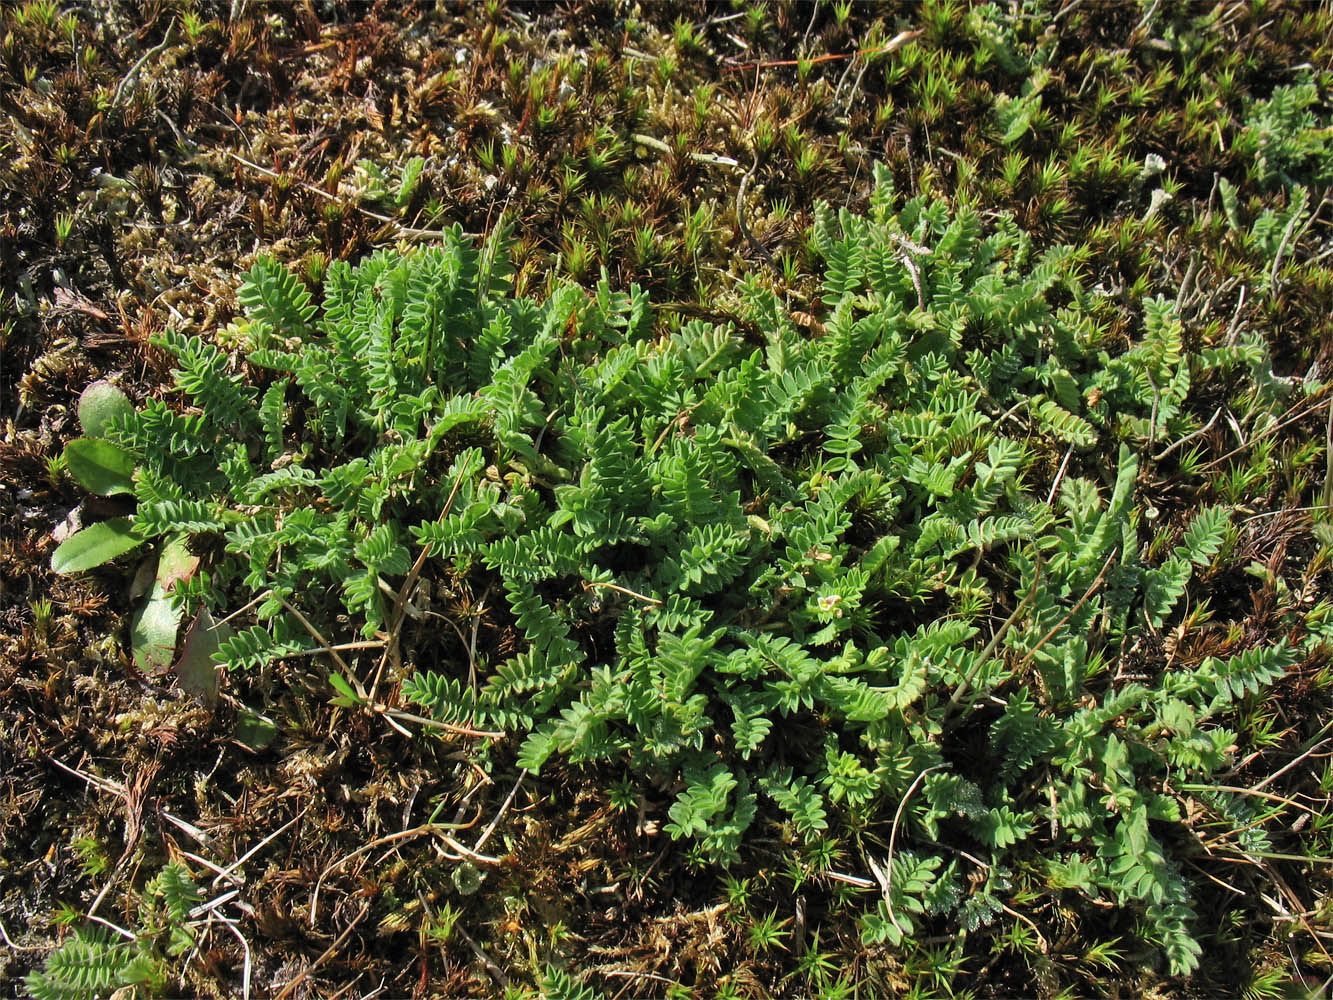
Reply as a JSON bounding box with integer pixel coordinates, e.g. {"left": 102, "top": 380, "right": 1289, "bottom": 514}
{"left": 26, "top": 926, "right": 153, "bottom": 1000}
{"left": 425, "top": 901, "right": 463, "bottom": 944}
{"left": 1235, "top": 76, "right": 1332, "bottom": 190}
{"left": 27, "top": 862, "right": 202, "bottom": 1000}
{"left": 721, "top": 873, "right": 750, "bottom": 915}
{"left": 786, "top": 929, "right": 838, "bottom": 987}
{"left": 350, "top": 156, "right": 428, "bottom": 211}
{"left": 98, "top": 166, "right": 1297, "bottom": 975}
{"left": 746, "top": 908, "right": 790, "bottom": 954}
{"left": 29, "top": 597, "right": 55, "bottom": 641}
{"left": 607, "top": 775, "right": 637, "bottom": 812}
{"left": 181, "top": 11, "right": 206, "bottom": 45}
{"left": 54, "top": 210, "right": 74, "bottom": 245}
{"left": 70, "top": 835, "right": 110, "bottom": 879}
{"left": 539, "top": 965, "right": 602, "bottom": 1000}
{"left": 671, "top": 17, "right": 704, "bottom": 58}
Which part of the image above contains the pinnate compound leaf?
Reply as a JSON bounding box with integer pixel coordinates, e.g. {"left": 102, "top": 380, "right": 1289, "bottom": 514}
{"left": 25, "top": 926, "right": 137, "bottom": 1000}
{"left": 1175, "top": 506, "right": 1229, "bottom": 568}
{"left": 239, "top": 255, "right": 316, "bottom": 341}
{"left": 1142, "top": 556, "right": 1191, "bottom": 628}
{"left": 1200, "top": 643, "right": 1297, "bottom": 703}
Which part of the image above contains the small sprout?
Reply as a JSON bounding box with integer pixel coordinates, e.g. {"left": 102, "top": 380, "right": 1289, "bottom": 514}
{"left": 30, "top": 597, "right": 54, "bottom": 637}
{"left": 875, "top": 96, "right": 896, "bottom": 129}
{"left": 476, "top": 140, "right": 498, "bottom": 174}
{"left": 323, "top": 158, "right": 345, "bottom": 190}
{"left": 526, "top": 65, "right": 551, "bottom": 104}
{"left": 684, "top": 843, "right": 712, "bottom": 871}
{"left": 1038, "top": 194, "right": 1072, "bottom": 227}
{"left": 507, "top": 57, "right": 525, "bottom": 94}
{"left": 632, "top": 224, "right": 660, "bottom": 271}
{"left": 1000, "top": 150, "right": 1029, "bottom": 194}
{"left": 746, "top": 908, "right": 791, "bottom": 954}
{"left": 54, "top": 212, "right": 75, "bottom": 246}
{"left": 501, "top": 142, "right": 521, "bottom": 178}
{"left": 302, "top": 250, "right": 328, "bottom": 286}
{"left": 672, "top": 17, "right": 704, "bottom": 57}
{"left": 1092, "top": 83, "right": 1119, "bottom": 117}
{"left": 425, "top": 902, "right": 462, "bottom": 944}
{"left": 654, "top": 52, "right": 677, "bottom": 87}
{"left": 44, "top": 452, "right": 66, "bottom": 487}
{"left": 620, "top": 199, "right": 643, "bottom": 228}
{"left": 753, "top": 119, "right": 777, "bottom": 156}
{"left": 722, "top": 874, "right": 750, "bottom": 914}
{"left": 692, "top": 83, "right": 715, "bottom": 128}
{"left": 794, "top": 145, "right": 823, "bottom": 186}
{"left": 182, "top": 11, "right": 206, "bottom": 44}
{"left": 561, "top": 229, "right": 592, "bottom": 281}
{"left": 18, "top": 0, "right": 58, "bottom": 32}
{"left": 72, "top": 835, "right": 111, "bottom": 879}
{"left": 557, "top": 166, "right": 584, "bottom": 200}
{"left": 683, "top": 202, "right": 713, "bottom": 257}
{"left": 546, "top": 919, "right": 570, "bottom": 946}
{"left": 745, "top": 2, "right": 768, "bottom": 41}
{"left": 1033, "top": 156, "right": 1066, "bottom": 197}
{"left": 608, "top": 776, "right": 637, "bottom": 812}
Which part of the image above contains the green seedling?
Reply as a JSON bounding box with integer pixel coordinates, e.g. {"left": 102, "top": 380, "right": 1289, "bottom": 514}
{"left": 54, "top": 211, "right": 74, "bottom": 245}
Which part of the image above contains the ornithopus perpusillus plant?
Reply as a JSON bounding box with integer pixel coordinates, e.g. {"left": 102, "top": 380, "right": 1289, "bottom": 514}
{"left": 81, "top": 164, "right": 1298, "bottom": 974}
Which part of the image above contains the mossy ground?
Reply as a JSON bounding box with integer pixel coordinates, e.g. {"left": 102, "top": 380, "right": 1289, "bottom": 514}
{"left": 4, "top": 1, "right": 1333, "bottom": 997}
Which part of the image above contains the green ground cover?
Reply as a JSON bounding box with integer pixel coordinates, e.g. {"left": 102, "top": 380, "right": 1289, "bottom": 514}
{"left": 4, "top": 2, "right": 1333, "bottom": 997}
